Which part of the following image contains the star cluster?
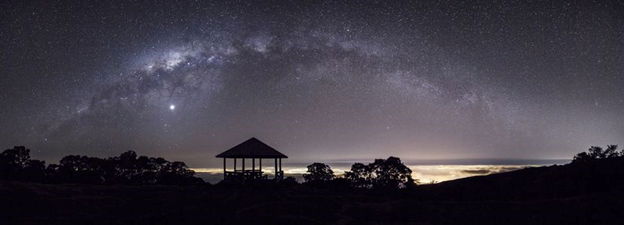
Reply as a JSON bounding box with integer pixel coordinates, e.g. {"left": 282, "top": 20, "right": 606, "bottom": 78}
{"left": 1, "top": 1, "right": 623, "bottom": 167}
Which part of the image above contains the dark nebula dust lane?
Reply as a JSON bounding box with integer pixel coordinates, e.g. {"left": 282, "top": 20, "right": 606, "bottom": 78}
{"left": 1, "top": 1, "right": 623, "bottom": 167}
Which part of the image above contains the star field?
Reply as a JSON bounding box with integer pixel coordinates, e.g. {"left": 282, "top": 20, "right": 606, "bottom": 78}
{"left": 1, "top": 0, "right": 623, "bottom": 167}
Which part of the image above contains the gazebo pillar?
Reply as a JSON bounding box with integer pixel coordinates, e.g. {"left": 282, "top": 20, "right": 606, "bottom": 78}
{"left": 234, "top": 158, "right": 237, "bottom": 172}
{"left": 259, "top": 158, "right": 262, "bottom": 172}
{"left": 223, "top": 158, "right": 226, "bottom": 179}
{"left": 242, "top": 158, "right": 245, "bottom": 172}
{"left": 274, "top": 158, "right": 278, "bottom": 177}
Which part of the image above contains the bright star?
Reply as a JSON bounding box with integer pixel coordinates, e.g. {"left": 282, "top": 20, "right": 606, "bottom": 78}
{"left": 169, "top": 105, "right": 175, "bottom": 110}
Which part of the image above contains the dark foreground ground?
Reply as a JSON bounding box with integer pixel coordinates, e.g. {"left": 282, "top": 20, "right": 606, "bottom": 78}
{"left": 1, "top": 182, "right": 623, "bottom": 225}
{"left": 2, "top": 159, "right": 624, "bottom": 225}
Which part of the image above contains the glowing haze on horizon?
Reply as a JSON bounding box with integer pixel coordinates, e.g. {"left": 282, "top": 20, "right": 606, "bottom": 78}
{"left": 1, "top": 1, "right": 623, "bottom": 169}
{"left": 191, "top": 164, "right": 547, "bottom": 184}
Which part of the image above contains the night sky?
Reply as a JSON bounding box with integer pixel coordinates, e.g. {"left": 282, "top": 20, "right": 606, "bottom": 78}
{"left": 1, "top": 0, "right": 623, "bottom": 168}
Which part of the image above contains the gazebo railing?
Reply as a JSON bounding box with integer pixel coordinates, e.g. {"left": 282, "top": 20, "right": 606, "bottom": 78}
{"left": 224, "top": 170, "right": 267, "bottom": 180}
{"left": 224, "top": 170, "right": 287, "bottom": 181}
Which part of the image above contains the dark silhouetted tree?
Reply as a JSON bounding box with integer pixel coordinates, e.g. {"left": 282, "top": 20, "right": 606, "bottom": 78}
{"left": 109, "top": 150, "right": 139, "bottom": 184}
{"left": 1, "top": 147, "right": 203, "bottom": 185}
{"left": 344, "top": 162, "right": 372, "bottom": 188}
{"left": 53, "top": 151, "right": 202, "bottom": 185}
{"left": 572, "top": 145, "right": 620, "bottom": 164}
{"left": 572, "top": 152, "right": 592, "bottom": 163}
{"left": 369, "top": 156, "right": 415, "bottom": 189}
{"left": 134, "top": 156, "right": 158, "bottom": 184}
{"left": 282, "top": 176, "right": 300, "bottom": 186}
{"left": 344, "top": 157, "right": 415, "bottom": 189}
{"left": 303, "top": 162, "right": 335, "bottom": 183}
{"left": 44, "top": 164, "right": 61, "bottom": 183}
{"left": 588, "top": 146, "right": 605, "bottom": 159}
{"left": 58, "top": 155, "right": 108, "bottom": 184}
{"left": 0, "top": 146, "right": 46, "bottom": 182}
{"left": 157, "top": 161, "right": 198, "bottom": 185}
{"left": 603, "top": 145, "right": 619, "bottom": 158}
{"left": 22, "top": 159, "right": 46, "bottom": 182}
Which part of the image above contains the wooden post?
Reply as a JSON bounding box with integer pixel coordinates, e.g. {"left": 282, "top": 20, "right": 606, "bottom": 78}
{"left": 274, "top": 158, "right": 278, "bottom": 178}
{"left": 242, "top": 158, "right": 245, "bottom": 172}
{"left": 259, "top": 158, "right": 262, "bottom": 173}
{"left": 223, "top": 158, "right": 226, "bottom": 179}
{"left": 252, "top": 158, "right": 255, "bottom": 172}
{"left": 234, "top": 158, "right": 237, "bottom": 172}
{"left": 279, "top": 158, "right": 282, "bottom": 173}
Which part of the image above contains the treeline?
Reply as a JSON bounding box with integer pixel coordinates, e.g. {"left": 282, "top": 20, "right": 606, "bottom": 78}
{"left": 4, "top": 144, "right": 620, "bottom": 188}
{"left": 303, "top": 144, "right": 624, "bottom": 189}
{"left": 572, "top": 145, "right": 623, "bottom": 163}
{"left": 302, "top": 156, "right": 416, "bottom": 189}
{"left": 0, "top": 146, "right": 204, "bottom": 185}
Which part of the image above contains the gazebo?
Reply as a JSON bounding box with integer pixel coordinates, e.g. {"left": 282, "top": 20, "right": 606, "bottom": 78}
{"left": 216, "top": 137, "right": 288, "bottom": 181}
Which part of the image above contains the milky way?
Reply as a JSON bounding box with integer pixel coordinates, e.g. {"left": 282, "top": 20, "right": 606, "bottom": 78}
{"left": 1, "top": 1, "right": 623, "bottom": 167}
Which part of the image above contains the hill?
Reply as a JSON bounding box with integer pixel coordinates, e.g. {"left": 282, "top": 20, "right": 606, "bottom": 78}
{"left": 1, "top": 159, "right": 624, "bottom": 225}
{"left": 420, "top": 157, "right": 624, "bottom": 201}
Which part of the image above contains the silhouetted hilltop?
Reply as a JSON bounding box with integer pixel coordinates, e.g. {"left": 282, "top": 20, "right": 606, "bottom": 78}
{"left": 2, "top": 145, "right": 624, "bottom": 224}
{"left": 420, "top": 157, "right": 624, "bottom": 201}
{"left": 2, "top": 159, "right": 624, "bottom": 224}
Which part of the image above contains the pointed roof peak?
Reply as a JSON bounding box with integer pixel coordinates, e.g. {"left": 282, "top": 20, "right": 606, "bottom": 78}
{"left": 216, "top": 137, "right": 288, "bottom": 158}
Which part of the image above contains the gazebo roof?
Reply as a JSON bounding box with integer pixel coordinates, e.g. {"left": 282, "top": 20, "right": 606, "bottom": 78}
{"left": 216, "top": 137, "right": 288, "bottom": 158}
